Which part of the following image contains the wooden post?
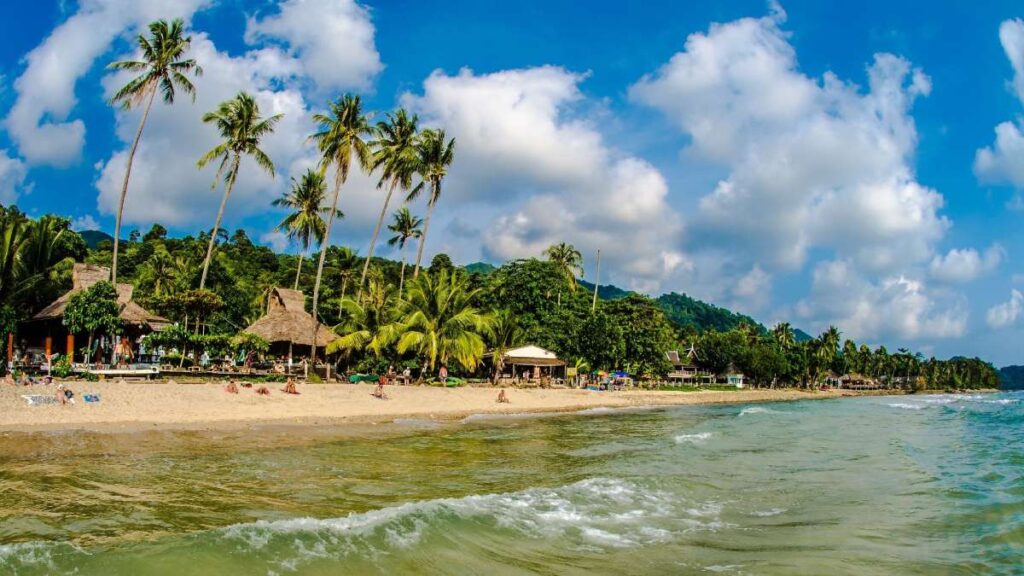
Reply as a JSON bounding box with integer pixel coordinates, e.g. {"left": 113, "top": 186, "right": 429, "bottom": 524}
{"left": 67, "top": 334, "right": 75, "bottom": 361}
{"left": 45, "top": 336, "right": 52, "bottom": 376}
{"left": 6, "top": 333, "right": 12, "bottom": 366}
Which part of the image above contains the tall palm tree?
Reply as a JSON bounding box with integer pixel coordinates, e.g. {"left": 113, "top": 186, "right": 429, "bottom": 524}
{"left": 272, "top": 169, "right": 339, "bottom": 289}
{"left": 308, "top": 94, "right": 374, "bottom": 365}
{"left": 386, "top": 269, "right": 493, "bottom": 372}
{"left": 108, "top": 18, "right": 201, "bottom": 285}
{"left": 386, "top": 206, "right": 422, "bottom": 297}
{"left": 359, "top": 109, "right": 420, "bottom": 297}
{"left": 771, "top": 322, "right": 795, "bottom": 348}
{"left": 489, "top": 309, "right": 524, "bottom": 383}
{"left": 544, "top": 242, "right": 583, "bottom": 306}
{"left": 197, "top": 92, "right": 281, "bottom": 289}
{"left": 408, "top": 128, "right": 455, "bottom": 278}
{"left": 326, "top": 278, "right": 396, "bottom": 359}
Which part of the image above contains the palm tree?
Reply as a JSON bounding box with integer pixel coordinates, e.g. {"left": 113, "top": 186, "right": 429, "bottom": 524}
{"left": 272, "top": 169, "right": 339, "bottom": 289}
{"left": 359, "top": 109, "right": 420, "bottom": 297}
{"left": 772, "top": 322, "right": 795, "bottom": 348}
{"left": 138, "top": 245, "right": 176, "bottom": 296}
{"left": 386, "top": 207, "right": 422, "bottom": 297}
{"left": 489, "top": 309, "right": 524, "bottom": 383}
{"left": 544, "top": 242, "right": 583, "bottom": 306}
{"left": 387, "top": 269, "right": 493, "bottom": 372}
{"left": 308, "top": 94, "right": 374, "bottom": 365}
{"left": 408, "top": 128, "right": 455, "bottom": 278}
{"left": 331, "top": 246, "right": 360, "bottom": 304}
{"left": 196, "top": 92, "right": 281, "bottom": 289}
{"left": 326, "top": 278, "right": 396, "bottom": 359}
{"left": 108, "top": 18, "right": 201, "bottom": 284}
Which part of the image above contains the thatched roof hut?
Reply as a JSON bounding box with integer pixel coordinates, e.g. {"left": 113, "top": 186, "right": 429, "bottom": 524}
{"left": 31, "top": 263, "right": 168, "bottom": 329}
{"left": 243, "top": 287, "right": 337, "bottom": 347}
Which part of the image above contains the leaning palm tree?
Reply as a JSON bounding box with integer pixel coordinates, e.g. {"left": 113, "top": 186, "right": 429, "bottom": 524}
{"left": 359, "top": 109, "right": 420, "bottom": 297}
{"left": 307, "top": 94, "right": 374, "bottom": 365}
{"left": 544, "top": 242, "right": 583, "bottom": 306}
{"left": 385, "top": 269, "right": 493, "bottom": 372}
{"left": 272, "top": 169, "right": 339, "bottom": 289}
{"left": 407, "top": 128, "right": 455, "bottom": 278}
{"left": 108, "top": 18, "right": 201, "bottom": 284}
{"left": 386, "top": 206, "right": 422, "bottom": 297}
{"left": 196, "top": 92, "right": 282, "bottom": 289}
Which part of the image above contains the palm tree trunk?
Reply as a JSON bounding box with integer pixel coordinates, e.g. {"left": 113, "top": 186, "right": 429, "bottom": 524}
{"left": 310, "top": 174, "right": 344, "bottom": 366}
{"left": 398, "top": 244, "right": 407, "bottom": 298}
{"left": 111, "top": 85, "right": 158, "bottom": 285}
{"left": 358, "top": 179, "right": 398, "bottom": 298}
{"left": 199, "top": 155, "right": 240, "bottom": 290}
{"left": 293, "top": 249, "right": 306, "bottom": 290}
{"left": 412, "top": 187, "right": 437, "bottom": 278}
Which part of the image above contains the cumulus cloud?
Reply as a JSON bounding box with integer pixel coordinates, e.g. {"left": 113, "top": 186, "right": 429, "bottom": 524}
{"left": 245, "top": 0, "right": 382, "bottom": 93}
{"left": 402, "top": 67, "right": 685, "bottom": 291}
{"left": 0, "top": 150, "right": 28, "bottom": 204}
{"left": 4, "top": 0, "right": 210, "bottom": 166}
{"left": 975, "top": 19, "right": 1024, "bottom": 200}
{"left": 796, "top": 260, "right": 967, "bottom": 341}
{"left": 70, "top": 214, "right": 101, "bottom": 231}
{"left": 987, "top": 289, "right": 1023, "bottom": 329}
{"left": 929, "top": 245, "right": 1004, "bottom": 283}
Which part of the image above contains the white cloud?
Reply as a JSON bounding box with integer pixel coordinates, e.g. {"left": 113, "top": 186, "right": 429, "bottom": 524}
{"left": 4, "top": 0, "right": 210, "bottom": 166}
{"left": 974, "top": 19, "right": 1024, "bottom": 195}
{"left": 71, "top": 214, "right": 100, "bottom": 231}
{"left": 260, "top": 229, "right": 291, "bottom": 253}
{"left": 0, "top": 150, "right": 28, "bottom": 204}
{"left": 402, "top": 67, "right": 685, "bottom": 290}
{"left": 631, "top": 12, "right": 943, "bottom": 272}
{"left": 245, "top": 0, "right": 382, "bottom": 93}
{"left": 929, "top": 245, "right": 1004, "bottom": 283}
{"left": 987, "top": 289, "right": 1024, "bottom": 329}
{"left": 796, "top": 260, "right": 967, "bottom": 341}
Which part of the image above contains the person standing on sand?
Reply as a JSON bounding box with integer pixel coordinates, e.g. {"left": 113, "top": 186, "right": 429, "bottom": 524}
{"left": 497, "top": 389, "right": 509, "bottom": 403}
{"left": 439, "top": 365, "right": 448, "bottom": 383}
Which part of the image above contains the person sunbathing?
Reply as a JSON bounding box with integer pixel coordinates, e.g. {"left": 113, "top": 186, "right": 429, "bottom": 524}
{"left": 56, "top": 384, "right": 74, "bottom": 405}
{"left": 281, "top": 378, "right": 299, "bottom": 395}
{"left": 497, "top": 389, "right": 510, "bottom": 404}
{"left": 256, "top": 386, "right": 271, "bottom": 396}
{"left": 371, "top": 381, "right": 388, "bottom": 399}
{"left": 224, "top": 382, "right": 239, "bottom": 394}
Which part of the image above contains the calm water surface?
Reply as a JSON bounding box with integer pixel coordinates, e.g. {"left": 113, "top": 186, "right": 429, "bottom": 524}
{"left": 1, "top": 392, "right": 1022, "bottom": 575}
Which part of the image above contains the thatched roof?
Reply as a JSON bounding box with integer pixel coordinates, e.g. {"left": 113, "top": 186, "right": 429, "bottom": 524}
{"left": 487, "top": 345, "right": 566, "bottom": 367}
{"left": 31, "top": 263, "right": 168, "bottom": 328}
{"left": 243, "top": 287, "right": 337, "bottom": 347}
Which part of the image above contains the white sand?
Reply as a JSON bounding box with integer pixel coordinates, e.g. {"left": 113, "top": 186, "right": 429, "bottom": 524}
{"left": 0, "top": 380, "right": 858, "bottom": 432}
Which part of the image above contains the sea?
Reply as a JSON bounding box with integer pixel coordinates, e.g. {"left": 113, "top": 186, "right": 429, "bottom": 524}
{"left": 1, "top": 391, "right": 1022, "bottom": 575}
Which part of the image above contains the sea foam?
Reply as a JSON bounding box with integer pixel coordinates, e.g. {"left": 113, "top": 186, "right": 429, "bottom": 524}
{"left": 675, "top": 432, "right": 712, "bottom": 445}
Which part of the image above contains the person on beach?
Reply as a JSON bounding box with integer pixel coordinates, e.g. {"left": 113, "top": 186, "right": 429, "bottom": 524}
{"left": 282, "top": 378, "right": 299, "bottom": 395}
{"left": 224, "top": 381, "right": 239, "bottom": 394}
{"left": 497, "top": 389, "right": 509, "bottom": 404}
{"left": 402, "top": 366, "right": 411, "bottom": 385}
{"left": 372, "top": 380, "right": 388, "bottom": 399}
{"left": 56, "top": 384, "right": 74, "bottom": 405}
{"left": 439, "top": 365, "right": 448, "bottom": 383}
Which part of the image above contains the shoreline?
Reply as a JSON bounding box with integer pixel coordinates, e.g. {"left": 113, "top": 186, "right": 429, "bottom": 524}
{"left": 0, "top": 381, "right": 917, "bottom": 434}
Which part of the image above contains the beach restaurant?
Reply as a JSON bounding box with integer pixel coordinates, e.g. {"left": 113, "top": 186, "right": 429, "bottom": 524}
{"left": 242, "top": 287, "right": 338, "bottom": 361}
{"left": 18, "top": 263, "right": 168, "bottom": 366}
{"left": 486, "top": 345, "right": 567, "bottom": 383}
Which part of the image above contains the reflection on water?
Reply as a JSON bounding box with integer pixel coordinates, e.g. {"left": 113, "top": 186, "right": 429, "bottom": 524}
{"left": 1, "top": 392, "right": 1022, "bottom": 575}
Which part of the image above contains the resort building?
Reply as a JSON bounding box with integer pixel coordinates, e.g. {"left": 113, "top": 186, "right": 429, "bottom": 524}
{"left": 242, "top": 287, "right": 338, "bottom": 360}
{"left": 485, "top": 345, "right": 567, "bottom": 384}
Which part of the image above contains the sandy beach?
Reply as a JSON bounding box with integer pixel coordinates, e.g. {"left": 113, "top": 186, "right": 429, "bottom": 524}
{"left": 0, "top": 380, "right": 868, "bottom": 432}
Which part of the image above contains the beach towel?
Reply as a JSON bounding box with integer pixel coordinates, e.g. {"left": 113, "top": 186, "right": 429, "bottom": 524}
{"left": 22, "top": 395, "right": 57, "bottom": 406}
{"left": 83, "top": 394, "right": 100, "bottom": 403}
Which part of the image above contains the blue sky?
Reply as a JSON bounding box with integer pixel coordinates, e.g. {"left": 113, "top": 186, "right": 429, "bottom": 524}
{"left": 0, "top": 0, "right": 1023, "bottom": 365}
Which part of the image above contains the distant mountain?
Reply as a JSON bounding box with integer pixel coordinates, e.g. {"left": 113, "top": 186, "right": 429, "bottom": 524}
{"left": 999, "top": 365, "right": 1024, "bottom": 390}
{"left": 79, "top": 230, "right": 113, "bottom": 249}
{"left": 656, "top": 292, "right": 764, "bottom": 333}
{"left": 464, "top": 262, "right": 496, "bottom": 276}
{"left": 794, "top": 328, "right": 814, "bottom": 342}
{"left": 577, "top": 279, "right": 633, "bottom": 300}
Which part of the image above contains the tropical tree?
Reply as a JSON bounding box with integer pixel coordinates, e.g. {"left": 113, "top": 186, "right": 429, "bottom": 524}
{"left": 64, "top": 281, "right": 122, "bottom": 363}
{"left": 326, "top": 278, "right": 396, "bottom": 360}
{"left": 544, "top": 242, "right": 583, "bottom": 306}
{"left": 108, "top": 18, "right": 201, "bottom": 284}
{"left": 771, "top": 322, "right": 795, "bottom": 348}
{"left": 308, "top": 94, "right": 374, "bottom": 365}
{"left": 386, "top": 206, "right": 422, "bottom": 297}
{"left": 408, "top": 128, "right": 455, "bottom": 278}
{"left": 359, "top": 109, "right": 420, "bottom": 296}
{"left": 197, "top": 92, "right": 281, "bottom": 289}
{"left": 387, "top": 269, "right": 493, "bottom": 372}
{"left": 272, "top": 169, "right": 339, "bottom": 289}
{"left": 488, "top": 309, "right": 525, "bottom": 383}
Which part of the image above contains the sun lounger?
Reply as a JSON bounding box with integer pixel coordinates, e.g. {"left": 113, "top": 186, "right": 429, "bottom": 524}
{"left": 22, "top": 395, "right": 57, "bottom": 406}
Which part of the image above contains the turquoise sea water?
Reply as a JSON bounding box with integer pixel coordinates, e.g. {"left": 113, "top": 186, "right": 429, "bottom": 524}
{"left": 1, "top": 392, "right": 1022, "bottom": 575}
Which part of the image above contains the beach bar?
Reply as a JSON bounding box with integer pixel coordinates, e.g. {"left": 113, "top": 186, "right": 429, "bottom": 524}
{"left": 242, "top": 287, "right": 338, "bottom": 361}
{"left": 486, "top": 345, "right": 567, "bottom": 384}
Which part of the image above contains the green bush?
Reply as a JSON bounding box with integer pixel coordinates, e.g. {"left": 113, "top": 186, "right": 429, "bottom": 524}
{"left": 52, "top": 354, "right": 73, "bottom": 378}
{"left": 307, "top": 373, "right": 323, "bottom": 384}
{"left": 161, "top": 354, "right": 193, "bottom": 368}
{"left": 80, "top": 371, "right": 99, "bottom": 382}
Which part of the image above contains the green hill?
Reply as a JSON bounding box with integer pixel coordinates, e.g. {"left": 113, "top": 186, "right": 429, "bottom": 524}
{"left": 999, "top": 365, "right": 1024, "bottom": 389}
{"left": 79, "top": 230, "right": 114, "bottom": 249}
{"left": 577, "top": 279, "right": 632, "bottom": 300}
{"left": 656, "top": 292, "right": 763, "bottom": 333}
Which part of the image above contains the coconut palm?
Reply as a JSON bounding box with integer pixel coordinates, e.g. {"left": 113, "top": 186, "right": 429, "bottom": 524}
{"left": 488, "top": 309, "right": 524, "bottom": 383}
{"left": 196, "top": 92, "right": 282, "bottom": 289}
{"left": 771, "top": 322, "right": 795, "bottom": 348}
{"left": 359, "top": 109, "right": 420, "bottom": 297}
{"left": 386, "top": 207, "right": 422, "bottom": 297}
{"left": 272, "top": 169, "right": 340, "bottom": 289}
{"left": 408, "top": 128, "right": 455, "bottom": 278}
{"left": 386, "top": 269, "right": 493, "bottom": 372}
{"left": 108, "top": 18, "right": 201, "bottom": 284}
{"left": 307, "top": 94, "right": 374, "bottom": 365}
{"left": 544, "top": 242, "right": 583, "bottom": 306}
{"left": 326, "top": 278, "right": 396, "bottom": 359}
